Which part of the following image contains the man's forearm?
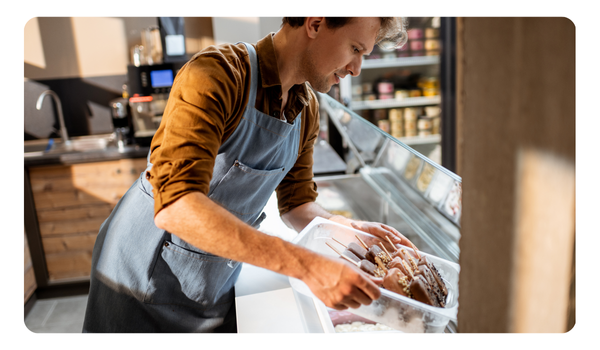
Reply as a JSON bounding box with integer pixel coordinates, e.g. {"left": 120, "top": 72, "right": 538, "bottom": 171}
{"left": 281, "top": 201, "right": 355, "bottom": 232}
{"left": 154, "top": 192, "right": 322, "bottom": 280}
{"left": 154, "top": 192, "right": 384, "bottom": 310}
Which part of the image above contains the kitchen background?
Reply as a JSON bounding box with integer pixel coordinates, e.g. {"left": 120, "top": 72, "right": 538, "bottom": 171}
{"left": 21, "top": 15, "right": 580, "bottom": 338}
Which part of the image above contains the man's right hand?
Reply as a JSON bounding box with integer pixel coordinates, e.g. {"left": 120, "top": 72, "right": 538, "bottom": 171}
{"left": 301, "top": 255, "right": 382, "bottom": 310}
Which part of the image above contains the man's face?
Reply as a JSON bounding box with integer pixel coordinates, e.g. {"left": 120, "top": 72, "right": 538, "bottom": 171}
{"left": 300, "top": 17, "right": 381, "bottom": 93}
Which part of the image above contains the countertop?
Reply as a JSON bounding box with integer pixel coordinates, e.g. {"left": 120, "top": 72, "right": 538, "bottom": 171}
{"left": 24, "top": 137, "right": 346, "bottom": 174}
{"left": 24, "top": 144, "right": 150, "bottom": 167}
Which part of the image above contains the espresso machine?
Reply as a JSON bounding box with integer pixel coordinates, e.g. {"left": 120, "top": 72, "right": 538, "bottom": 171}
{"left": 125, "top": 18, "right": 188, "bottom": 146}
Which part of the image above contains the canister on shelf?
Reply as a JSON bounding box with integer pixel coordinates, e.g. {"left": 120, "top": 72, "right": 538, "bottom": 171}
{"left": 404, "top": 107, "right": 418, "bottom": 137}
{"left": 377, "top": 81, "right": 394, "bottom": 94}
{"left": 424, "top": 39, "right": 440, "bottom": 51}
{"left": 410, "top": 40, "right": 424, "bottom": 51}
{"left": 377, "top": 119, "right": 390, "bottom": 133}
{"left": 391, "top": 120, "right": 403, "bottom": 138}
{"left": 424, "top": 106, "right": 441, "bottom": 117}
{"left": 388, "top": 108, "right": 402, "bottom": 122}
{"left": 404, "top": 107, "right": 418, "bottom": 120}
{"left": 379, "top": 93, "right": 394, "bottom": 100}
{"left": 390, "top": 108, "right": 403, "bottom": 138}
{"left": 418, "top": 116, "right": 433, "bottom": 136}
{"left": 422, "top": 88, "right": 438, "bottom": 97}
{"left": 394, "top": 89, "right": 409, "bottom": 100}
{"left": 420, "top": 77, "right": 439, "bottom": 89}
{"left": 351, "top": 84, "right": 363, "bottom": 97}
{"left": 409, "top": 89, "right": 422, "bottom": 98}
{"left": 408, "top": 28, "right": 424, "bottom": 40}
{"left": 425, "top": 28, "right": 439, "bottom": 39}
{"left": 362, "top": 82, "right": 373, "bottom": 95}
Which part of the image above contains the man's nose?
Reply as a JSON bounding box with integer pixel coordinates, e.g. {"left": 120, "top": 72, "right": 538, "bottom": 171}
{"left": 347, "top": 56, "right": 362, "bottom": 77}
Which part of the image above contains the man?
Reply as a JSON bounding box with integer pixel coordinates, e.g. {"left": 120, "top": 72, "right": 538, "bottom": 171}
{"left": 83, "top": 17, "right": 410, "bottom": 333}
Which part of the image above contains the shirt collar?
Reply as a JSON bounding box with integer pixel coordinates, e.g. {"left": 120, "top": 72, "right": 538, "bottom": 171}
{"left": 255, "top": 33, "right": 312, "bottom": 106}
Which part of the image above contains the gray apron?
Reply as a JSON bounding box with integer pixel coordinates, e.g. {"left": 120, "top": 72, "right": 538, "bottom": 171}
{"left": 83, "top": 42, "right": 302, "bottom": 332}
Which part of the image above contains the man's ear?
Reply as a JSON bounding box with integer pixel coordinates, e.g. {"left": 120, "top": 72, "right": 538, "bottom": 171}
{"left": 305, "top": 17, "right": 325, "bottom": 39}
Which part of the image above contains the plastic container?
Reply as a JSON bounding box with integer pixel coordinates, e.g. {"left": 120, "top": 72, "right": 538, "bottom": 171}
{"left": 290, "top": 217, "right": 460, "bottom": 333}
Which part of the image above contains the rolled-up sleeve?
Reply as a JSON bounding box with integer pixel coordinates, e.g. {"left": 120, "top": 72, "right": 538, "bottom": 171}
{"left": 276, "top": 93, "right": 320, "bottom": 216}
{"left": 148, "top": 49, "right": 246, "bottom": 216}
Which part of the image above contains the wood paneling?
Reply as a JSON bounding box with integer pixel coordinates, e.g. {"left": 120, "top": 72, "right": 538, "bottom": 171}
{"left": 29, "top": 158, "right": 147, "bottom": 282}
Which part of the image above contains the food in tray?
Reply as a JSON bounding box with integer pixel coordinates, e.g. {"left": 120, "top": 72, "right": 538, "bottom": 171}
{"left": 382, "top": 268, "right": 410, "bottom": 297}
{"left": 403, "top": 155, "right": 422, "bottom": 180}
{"left": 441, "top": 181, "right": 462, "bottom": 220}
{"left": 347, "top": 242, "right": 367, "bottom": 260}
{"left": 341, "top": 249, "right": 361, "bottom": 264}
{"left": 328, "top": 235, "right": 448, "bottom": 308}
{"left": 327, "top": 241, "right": 386, "bottom": 277}
{"left": 416, "top": 162, "right": 436, "bottom": 192}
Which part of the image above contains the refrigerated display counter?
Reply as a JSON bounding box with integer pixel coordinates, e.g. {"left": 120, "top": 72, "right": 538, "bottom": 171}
{"left": 316, "top": 93, "right": 461, "bottom": 262}
{"left": 235, "top": 93, "right": 462, "bottom": 333}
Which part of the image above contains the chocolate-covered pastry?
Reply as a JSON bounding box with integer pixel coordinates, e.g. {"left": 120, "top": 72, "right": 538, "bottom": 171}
{"left": 418, "top": 256, "right": 447, "bottom": 297}
{"left": 388, "top": 257, "right": 412, "bottom": 277}
{"left": 366, "top": 245, "right": 391, "bottom": 265}
{"left": 415, "top": 265, "right": 445, "bottom": 307}
{"left": 341, "top": 249, "right": 361, "bottom": 264}
{"left": 382, "top": 268, "right": 411, "bottom": 297}
{"left": 409, "top": 275, "right": 439, "bottom": 307}
{"left": 348, "top": 242, "right": 367, "bottom": 260}
{"left": 391, "top": 248, "right": 413, "bottom": 262}
{"left": 359, "top": 259, "right": 386, "bottom": 277}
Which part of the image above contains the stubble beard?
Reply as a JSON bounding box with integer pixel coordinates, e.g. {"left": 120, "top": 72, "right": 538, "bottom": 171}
{"left": 299, "top": 49, "right": 333, "bottom": 93}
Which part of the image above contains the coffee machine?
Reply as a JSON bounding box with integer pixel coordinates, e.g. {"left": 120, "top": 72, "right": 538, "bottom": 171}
{"left": 127, "top": 62, "right": 185, "bottom": 145}
{"left": 126, "top": 18, "right": 188, "bottom": 146}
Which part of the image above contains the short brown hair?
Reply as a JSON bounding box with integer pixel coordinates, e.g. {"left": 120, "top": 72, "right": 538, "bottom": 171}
{"left": 281, "top": 17, "right": 408, "bottom": 49}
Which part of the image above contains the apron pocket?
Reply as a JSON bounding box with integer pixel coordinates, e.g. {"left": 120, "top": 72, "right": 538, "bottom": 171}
{"left": 208, "top": 159, "right": 285, "bottom": 221}
{"left": 143, "top": 239, "right": 241, "bottom": 316}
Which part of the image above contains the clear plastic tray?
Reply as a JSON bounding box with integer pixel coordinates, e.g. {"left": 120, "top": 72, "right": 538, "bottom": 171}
{"left": 290, "top": 217, "right": 460, "bottom": 333}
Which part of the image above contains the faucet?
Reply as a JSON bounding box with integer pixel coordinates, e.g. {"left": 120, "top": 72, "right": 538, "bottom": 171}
{"left": 36, "top": 90, "right": 71, "bottom": 146}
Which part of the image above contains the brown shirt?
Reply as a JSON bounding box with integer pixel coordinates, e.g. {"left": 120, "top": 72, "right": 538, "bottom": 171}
{"left": 148, "top": 33, "right": 319, "bottom": 217}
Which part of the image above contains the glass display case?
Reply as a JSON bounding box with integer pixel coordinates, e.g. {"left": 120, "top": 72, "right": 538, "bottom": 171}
{"left": 315, "top": 93, "right": 461, "bottom": 263}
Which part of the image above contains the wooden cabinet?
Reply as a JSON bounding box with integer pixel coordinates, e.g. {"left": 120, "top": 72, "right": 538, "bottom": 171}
{"left": 28, "top": 158, "right": 147, "bottom": 282}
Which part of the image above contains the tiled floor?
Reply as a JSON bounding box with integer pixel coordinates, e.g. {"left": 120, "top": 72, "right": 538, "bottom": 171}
{"left": 25, "top": 295, "right": 88, "bottom": 333}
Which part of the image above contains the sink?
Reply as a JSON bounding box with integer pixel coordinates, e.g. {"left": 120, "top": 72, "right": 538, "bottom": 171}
{"left": 24, "top": 134, "right": 114, "bottom": 157}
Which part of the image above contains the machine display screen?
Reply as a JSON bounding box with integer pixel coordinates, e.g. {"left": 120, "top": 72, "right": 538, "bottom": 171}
{"left": 150, "top": 69, "right": 174, "bottom": 88}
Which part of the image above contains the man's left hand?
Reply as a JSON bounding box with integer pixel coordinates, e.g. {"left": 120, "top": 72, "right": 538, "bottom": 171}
{"left": 349, "top": 220, "right": 416, "bottom": 250}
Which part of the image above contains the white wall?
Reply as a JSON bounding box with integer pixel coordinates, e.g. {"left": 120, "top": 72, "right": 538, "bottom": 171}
{"left": 212, "top": 17, "right": 283, "bottom": 45}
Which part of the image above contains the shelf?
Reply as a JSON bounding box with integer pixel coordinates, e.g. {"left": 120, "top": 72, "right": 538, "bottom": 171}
{"left": 361, "top": 56, "right": 440, "bottom": 69}
{"left": 395, "top": 134, "right": 441, "bottom": 146}
{"left": 350, "top": 96, "right": 441, "bottom": 110}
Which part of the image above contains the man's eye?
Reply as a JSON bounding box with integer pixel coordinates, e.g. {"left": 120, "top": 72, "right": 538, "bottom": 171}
{"left": 353, "top": 47, "right": 360, "bottom": 53}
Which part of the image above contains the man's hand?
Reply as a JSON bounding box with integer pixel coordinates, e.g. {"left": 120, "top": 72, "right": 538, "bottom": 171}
{"left": 302, "top": 255, "right": 382, "bottom": 310}
{"left": 349, "top": 220, "right": 416, "bottom": 249}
